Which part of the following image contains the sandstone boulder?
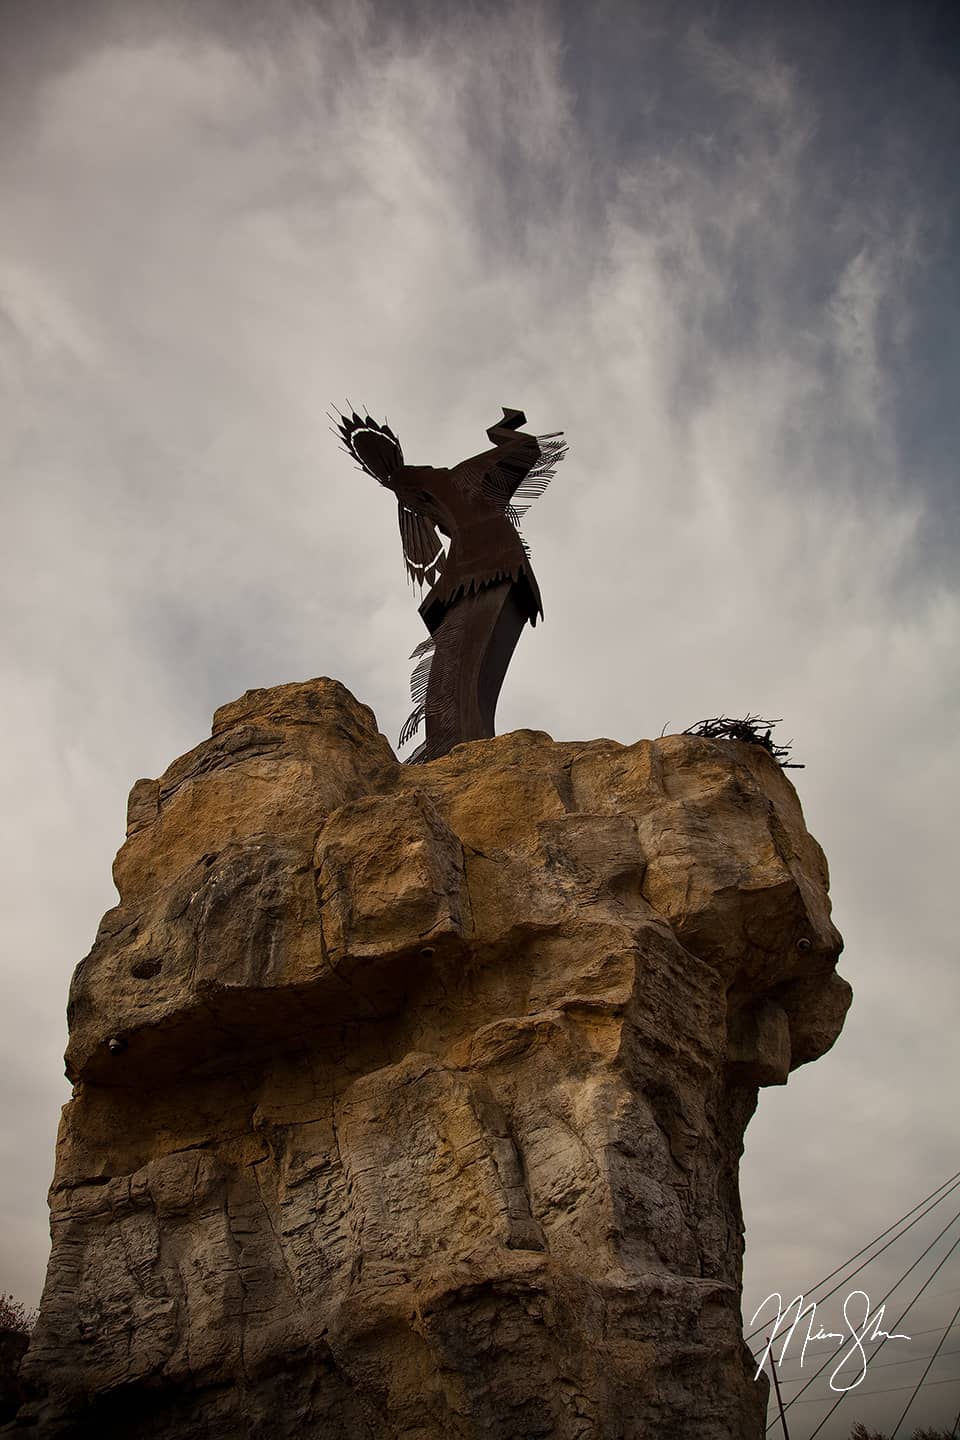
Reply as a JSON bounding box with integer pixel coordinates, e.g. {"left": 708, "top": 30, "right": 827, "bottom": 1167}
{"left": 13, "top": 678, "right": 850, "bottom": 1438}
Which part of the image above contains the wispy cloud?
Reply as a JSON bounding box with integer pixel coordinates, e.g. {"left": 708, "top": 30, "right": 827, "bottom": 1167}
{"left": 1, "top": 12, "right": 956, "bottom": 1395}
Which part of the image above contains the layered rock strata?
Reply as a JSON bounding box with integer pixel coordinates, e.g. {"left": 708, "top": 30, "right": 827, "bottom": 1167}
{"left": 14, "top": 678, "right": 850, "bottom": 1438}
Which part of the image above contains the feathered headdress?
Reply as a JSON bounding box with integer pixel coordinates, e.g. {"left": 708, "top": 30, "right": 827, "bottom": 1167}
{"left": 329, "top": 405, "right": 404, "bottom": 485}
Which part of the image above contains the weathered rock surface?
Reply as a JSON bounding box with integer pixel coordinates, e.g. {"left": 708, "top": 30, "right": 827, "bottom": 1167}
{"left": 14, "top": 678, "right": 850, "bottom": 1438}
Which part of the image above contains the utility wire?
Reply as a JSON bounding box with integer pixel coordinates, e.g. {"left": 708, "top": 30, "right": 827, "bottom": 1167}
{"left": 775, "top": 1344, "right": 960, "bottom": 1384}
{"left": 761, "top": 1201, "right": 960, "bottom": 1432}
{"left": 849, "top": 1343, "right": 960, "bottom": 1372}
{"left": 891, "top": 1294, "right": 960, "bottom": 1438}
{"left": 788, "top": 1374, "right": 960, "bottom": 1404}
{"left": 747, "top": 1170, "right": 960, "bottom": 1343}
{"left": 771, "top": 1319, "right": 960, "bottom": 1365}
{"left": 770, "top": 1323, "right": 960, "bottom": 1367}
{"left": 804, "top": 1224, "right": 960, "bottom": 1439}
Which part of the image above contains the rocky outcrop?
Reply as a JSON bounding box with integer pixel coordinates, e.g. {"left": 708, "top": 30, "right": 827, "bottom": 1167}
{"left": 13, "top": 678, "right": 850, "bottom": 1438}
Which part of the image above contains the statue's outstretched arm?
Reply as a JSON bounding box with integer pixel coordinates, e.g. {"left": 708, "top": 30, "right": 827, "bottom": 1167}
{"left": 456, "top": 406, "right": 567, "bottom": 510}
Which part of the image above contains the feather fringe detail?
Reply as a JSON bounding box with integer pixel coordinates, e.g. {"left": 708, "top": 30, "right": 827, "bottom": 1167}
{"left": 420, "top": 606, "right": 467, "bottom": 762}
{"left": 512, "top": 431, "right": 568, "bottom": 502}
{"left": 398, "top": 707, "right": 426, "bottom": 748}
{"left": 399, "top": 606, "right": 468, "bottom": 763}
{"left": 505, "top": 509, "right": 532, "bottom": 558}
{"left": 502, "top": 430, "right": 566, "bottom": 553}
{"left": 398, "top": 635, "right": 437, "bottom": 748}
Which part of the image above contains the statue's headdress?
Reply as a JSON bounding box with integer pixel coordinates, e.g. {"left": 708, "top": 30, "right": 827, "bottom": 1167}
{"left": 329, "top": 406, "right": 403, "bottom": 485}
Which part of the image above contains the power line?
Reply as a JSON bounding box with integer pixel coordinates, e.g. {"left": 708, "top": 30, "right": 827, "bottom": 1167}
{"left": 747, "top": 1169, "right": 960, "bottom": 1344}
{"left": 891, "top": 1295, "right": 960, "bottom": 1438}
{"left": 748, "top": 1167, "right": 960, "bottom": 1435}
{"left": 774, "top": 1344, "right": 960, "bottom": 1384}
{"left": 761, "top": 1202, "right": 960, "bottom": 1432}
{"left": 853, "top": 1344, "right": 960, "bottom": 1372}
{"left": 789, "top": 1375, "right": 960, "bottom": 1404}
{"left": 804, "top": 1225, "right": 960, "bottom": 1439}
{"left": 769, "top": 1323, "right": 960, "bottom": 1367}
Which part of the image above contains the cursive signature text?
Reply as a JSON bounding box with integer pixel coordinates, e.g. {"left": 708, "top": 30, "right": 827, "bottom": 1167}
{"left": 750, "top": 1291, "right": 912, "bottom": 1392}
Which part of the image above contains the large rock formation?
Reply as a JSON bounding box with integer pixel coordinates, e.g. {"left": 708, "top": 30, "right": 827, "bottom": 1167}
{"left": 13, "top": 679, "right": 850, "bottom": 1438}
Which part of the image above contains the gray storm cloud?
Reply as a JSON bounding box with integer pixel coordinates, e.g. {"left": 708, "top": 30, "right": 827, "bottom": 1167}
{"left": 1, "top": 6, "right": 957, "bottom": 1429}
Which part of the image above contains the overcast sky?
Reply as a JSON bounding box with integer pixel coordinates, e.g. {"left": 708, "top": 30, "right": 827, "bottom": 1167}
{"left": 2, "top": 2, "right": 958, "bottom": 1433}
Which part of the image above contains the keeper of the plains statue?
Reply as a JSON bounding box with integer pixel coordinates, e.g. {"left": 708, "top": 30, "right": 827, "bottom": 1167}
{"left": 332, "top": 405, "right": 567, "bottom": 762}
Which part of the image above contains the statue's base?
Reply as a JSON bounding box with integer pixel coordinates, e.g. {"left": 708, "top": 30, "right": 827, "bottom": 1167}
{"left": 16, "top": 679, "right": 849, "bottom": 1439}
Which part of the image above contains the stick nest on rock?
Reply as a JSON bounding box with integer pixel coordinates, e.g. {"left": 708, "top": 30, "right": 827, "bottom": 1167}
{"left": 678, "top": 715, "right": 804, "bottom": 769}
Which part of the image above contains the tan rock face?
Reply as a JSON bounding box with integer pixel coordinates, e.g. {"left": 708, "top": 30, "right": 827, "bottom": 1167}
{"left": 17, "top": 678, "right": 850, "bottom": 1439}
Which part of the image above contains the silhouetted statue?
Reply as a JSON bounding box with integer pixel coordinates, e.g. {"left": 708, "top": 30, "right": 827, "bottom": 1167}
{"left": 333, "top": 406, "right": 567, "bottom": 762}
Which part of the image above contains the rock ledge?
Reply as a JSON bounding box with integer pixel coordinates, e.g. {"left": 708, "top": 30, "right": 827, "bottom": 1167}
{"left": 15, "top": 678, "right": 850, "bottom": 1439}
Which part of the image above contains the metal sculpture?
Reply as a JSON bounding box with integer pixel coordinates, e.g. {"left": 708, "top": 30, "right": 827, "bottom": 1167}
{"left": 332, "top": 405, "right": 567, "bottom": 762}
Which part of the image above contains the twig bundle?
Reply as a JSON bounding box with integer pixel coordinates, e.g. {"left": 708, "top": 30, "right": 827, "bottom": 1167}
{"left": 678, "top": 714, "right": 804, "bottom": 768}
